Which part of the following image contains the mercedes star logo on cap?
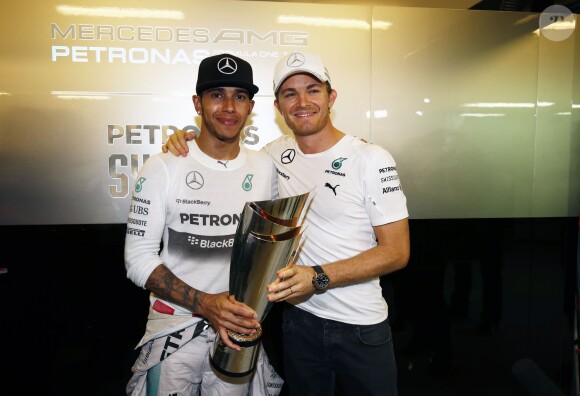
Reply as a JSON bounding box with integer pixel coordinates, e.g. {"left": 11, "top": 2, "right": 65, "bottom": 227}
{"left": 217, "top": 57, "right": 238, "bottom": 75}
{"left": 287, "top": 52, "right": 305, "bottom": 68}
{"left": 186, "top": 171, "right": 204, "bottom": 190}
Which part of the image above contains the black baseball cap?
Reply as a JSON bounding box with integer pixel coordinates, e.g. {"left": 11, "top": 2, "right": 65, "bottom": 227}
{"left": 195, "top": 54, "right": 259, "bottom": 99}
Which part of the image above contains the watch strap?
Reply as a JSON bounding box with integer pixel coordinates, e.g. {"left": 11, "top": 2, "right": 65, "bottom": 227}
{"left": 312, "top": 265, "right": 325, "bottom": 275}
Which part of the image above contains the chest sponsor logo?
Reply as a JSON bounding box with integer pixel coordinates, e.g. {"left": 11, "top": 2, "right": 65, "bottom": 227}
{"left": 281, "top": 149, "right": 295, "bottom": 164}
{"left": 176, "top": 198, "right": 211, "bottom": 206}
{"left": 180, "top": 212, "right": 241, "bottom": 226}
{"left": 187, "top": 235, "right": 235, "bottom": 249}
{"left": 324, "top": 169, "right": 345, "bottom": 177}
{"left": 169, "top": 229, "right": 235, "bottom": 259}
{"left": 331, "top": 157, "right": 347, "bottom": 170}
{"left": 242, "top": 174, "right": 253, "bottom": 191}
{"left": 325, "top": 157, "right": 347, "bottom": 176}
{"left": 324, "top": 182, "right": 339, "bottom": 195}
{"left": 186, "top": 171, "right": 204, "bottom": 190}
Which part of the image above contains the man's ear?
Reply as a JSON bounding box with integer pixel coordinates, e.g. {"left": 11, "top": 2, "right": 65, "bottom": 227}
{"left": 328, "top": 89, "right": 337, "bottom": 108}
{"left": 192, "top": 95, "right": 202, "bottom": 114}
{"left": 274, "top": 100, "right": 281, "bottom": 114}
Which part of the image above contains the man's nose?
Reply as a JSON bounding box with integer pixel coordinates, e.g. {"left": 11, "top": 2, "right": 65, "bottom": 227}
{"left": 223, "top": 96, "right": 235, "bottom": 111}
{"left": 297, "top": 92, "right": 309, "bottom": 107}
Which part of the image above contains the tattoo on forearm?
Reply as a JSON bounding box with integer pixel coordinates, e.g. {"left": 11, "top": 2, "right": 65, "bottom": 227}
{"left": 145, "top": 264, "right": 203, "bottom": 313}
{"left": 192, "top": 291, "right": 205, "bottom": 314}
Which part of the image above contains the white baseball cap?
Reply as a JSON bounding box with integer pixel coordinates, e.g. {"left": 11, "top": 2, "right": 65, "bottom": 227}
{"left": 273, "top": 52, "right": 331, "bottom": 94}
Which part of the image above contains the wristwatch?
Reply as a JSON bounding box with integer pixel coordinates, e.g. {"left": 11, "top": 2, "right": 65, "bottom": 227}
{"left": 311, "top": 265, "right": 330, "bottom": 291}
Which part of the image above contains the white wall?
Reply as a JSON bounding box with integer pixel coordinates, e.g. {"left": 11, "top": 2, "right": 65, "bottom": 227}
{"left": 0, "top": 0, "right": 577, "bottom": 224}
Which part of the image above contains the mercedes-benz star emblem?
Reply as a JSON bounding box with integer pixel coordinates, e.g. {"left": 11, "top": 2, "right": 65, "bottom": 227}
{"left": 281, "top": 149, "right": 296, "bottom": 164}
{"left": 217, "top": 57, "right": 237, "bottom": 75}
{"left": 186, "top": 171, "right": 204, "bottom": 190}
{"left": 287, "top": 52, "right": 305, "bottom": 68}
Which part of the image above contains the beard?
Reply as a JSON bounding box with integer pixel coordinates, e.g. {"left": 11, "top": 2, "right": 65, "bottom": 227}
{"left": 201, "top": 114, "right": 242, "bottom": 144}
{"left": 283, "top": 109, "right": 329, "bottom": 138}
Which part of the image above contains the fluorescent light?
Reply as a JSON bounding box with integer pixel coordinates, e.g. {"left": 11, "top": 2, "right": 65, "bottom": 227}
{"left": 55, "top": 95, "right": 111, "bottom": 100}
{"left": 366, "top": 110, "right": 388, "bottom": 119}
{"left": 372, "top": 20, "right": 392, "bottom": 30}
{"left": 56, "top": 5, "right": 184, "bottom": 20}
{"left": 460, "top": 113, "right": 505, "bottom": 117}
{"left": 461, "top": 102, "right": 554, "bottom": 108}
{"left": 277, "top": 15, "right": 370, "bottom": 30}
{"left": 374, "top": 109, "right": 388, "bottom": 118}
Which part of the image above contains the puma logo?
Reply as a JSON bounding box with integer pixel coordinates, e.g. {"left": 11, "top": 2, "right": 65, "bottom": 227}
{"left": 217, "top": 160, "right": 229, "bottom": 168}
{"left": 325, "top": 183, "right": 339, "bottom": 195}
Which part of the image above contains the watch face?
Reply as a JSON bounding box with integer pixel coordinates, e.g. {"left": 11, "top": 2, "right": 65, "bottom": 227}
{"left": 314, "top": 273, "right": 330, "bottom": 290}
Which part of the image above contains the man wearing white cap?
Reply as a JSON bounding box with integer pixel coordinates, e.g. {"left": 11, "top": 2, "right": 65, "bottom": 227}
{"left": 163, "top": 51, "right": 410, "bottom": 396}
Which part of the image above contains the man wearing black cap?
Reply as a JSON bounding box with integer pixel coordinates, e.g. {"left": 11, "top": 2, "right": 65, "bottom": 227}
{"left": 124, "top": 54, "right": 282, "bottom": 396}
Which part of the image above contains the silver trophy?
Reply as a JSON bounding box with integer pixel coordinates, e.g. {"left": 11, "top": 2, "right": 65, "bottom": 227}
{"left": 210, "top": 192, "right": 310, "bottom": 377}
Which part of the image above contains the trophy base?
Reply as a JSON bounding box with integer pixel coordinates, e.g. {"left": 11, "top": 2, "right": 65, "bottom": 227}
{"left": 210, "top": 332, "right": 262, "bottom": 377}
